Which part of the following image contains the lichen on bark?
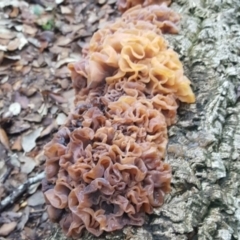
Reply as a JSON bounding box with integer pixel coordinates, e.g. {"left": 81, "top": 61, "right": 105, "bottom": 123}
{"left": 48, "top": 0, "right": 240, "bottom": 239}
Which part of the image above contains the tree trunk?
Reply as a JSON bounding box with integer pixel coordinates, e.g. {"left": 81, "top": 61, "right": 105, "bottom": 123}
{"left": 47, "top": 0, "right": 240, "bottom": 239}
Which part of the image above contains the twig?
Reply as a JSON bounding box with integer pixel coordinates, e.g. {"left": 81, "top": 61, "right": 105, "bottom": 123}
{"left": 0, "top": 171, "right": 46, "bottom": 212}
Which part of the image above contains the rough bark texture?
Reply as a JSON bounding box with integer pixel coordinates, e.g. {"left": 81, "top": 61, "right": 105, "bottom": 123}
{"left": 47, "top": 0, "right": 240, "bottom": 239}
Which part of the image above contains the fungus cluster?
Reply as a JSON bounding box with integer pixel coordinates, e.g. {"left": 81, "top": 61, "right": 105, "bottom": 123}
{"left": 117, "top": 0, "right": 172, "bottom": 12}
{"left": 42, "top": 2, "right": 195, "bottom": 238}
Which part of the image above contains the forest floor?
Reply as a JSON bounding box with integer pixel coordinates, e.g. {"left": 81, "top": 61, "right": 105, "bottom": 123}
{"left": 0, "top": 0, "right": 118, "bottom": 239}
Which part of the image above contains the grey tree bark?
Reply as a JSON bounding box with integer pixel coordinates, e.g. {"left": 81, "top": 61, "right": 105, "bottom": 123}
{"left": 47, "top": 0, "right": 240, "bottom": 239}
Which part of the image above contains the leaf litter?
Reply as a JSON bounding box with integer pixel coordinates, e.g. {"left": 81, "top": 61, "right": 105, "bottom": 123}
{"left": 0, "top": 0, "right": 118, "bottom": 238}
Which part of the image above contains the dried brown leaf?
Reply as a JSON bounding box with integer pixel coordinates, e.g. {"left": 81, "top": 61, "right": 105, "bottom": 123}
{"left": 55, "top": 66, "right": 70, "bottom": 78}
{"left": 9, "top": 7, "right": 19, "bottom": 18}
{"left": 55, "top": 36, "right": 72, "bottom": 46}
{"left": 21, "top": 127, "right": 43, "bottom": 153}
{"left": 55, "top": 57, "right": 76, "bottom": 69}
{"left": 42, "top": 90, "right": 67, "bottom": 103}
{"left": 23, "top": 24, "right": 38, "bottom": 35}
{"left": 1, "top": 82, "right": 12, "bottom": 92}
{"left": 0, "top": 128, "right": 10, "bottom": 150}
{"left": 57, "top": 78, "right": 70, "bottom": 89}
{"left": 14, "top": 92, "right": 29, "bottom": 109}
{"left": 4, "top": 54, "right": 21, "bottom": 60}
{"left": 24, "top": 113, "right": 43, "bottom": 123}
{"left": 19, "top": 86, "right": 37, "bottom": 97}
{"left": 27, "top": 191, "right": 45, "bottom": 206}
{"left": 62, "top": 88, "right": 75, "bottom": 112}
{"left": 55, "top": 0, "right": 64, "bottom": 4}
{"left": 22, "top": 66, "right": 31, "bottom": 75}
{"left": 0, "top": 51, "right": 3, "bottom": 64}
{"left": 11, "top": 136, "right": 22, "bottom": 151}
{"left": 10, "top": 154, "right": 20, "bottom": 168}
{"left": 19, "top": 155, "right": 36, "bottom": 174}
{"left": 0, "top": 29, "right": 16, "bottom": 40}
{"left": 18, "top": 207, "right": 30, "bottom": 231}
{"left": 8, "top": 121, "right": 31, "bottom": 134}
{"left": 13, "top": 80, "right": 23, "bottom": 91}
{"left": 7, "top": 38, "right": 20, "bottom": 51}
{"left": 0, "top": 1, "right": 28, "bottom": 8}
{"left": 37, "top": 31, "right": 55, "bottom": 43}
{"left": 28, "top": 37, "right": 42, "bottom": 48}
{"left": 60, "top": 6, "right": 72, "bottom": 14}
{"left": 56, "top": 113, "right": 67, "bottom": 125}
{"left": 0, "top": 222, "right": 17, "bottom": 236}
{"left": 40, "top": 120, "right": 57, "bottom": 138}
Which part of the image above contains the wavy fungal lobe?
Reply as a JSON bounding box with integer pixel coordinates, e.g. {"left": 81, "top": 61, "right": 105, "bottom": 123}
{"left": 42, "top": 2, "right": 195, "bottom": 238}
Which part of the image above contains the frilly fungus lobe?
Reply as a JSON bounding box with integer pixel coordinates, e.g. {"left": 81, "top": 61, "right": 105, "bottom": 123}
{"left": 42, "top": 2, "right": 195, "bottom": 238}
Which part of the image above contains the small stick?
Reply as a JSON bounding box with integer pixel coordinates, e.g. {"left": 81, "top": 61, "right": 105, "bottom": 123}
{"left": 0, "top": 171, "right": 46, "bottom": 212}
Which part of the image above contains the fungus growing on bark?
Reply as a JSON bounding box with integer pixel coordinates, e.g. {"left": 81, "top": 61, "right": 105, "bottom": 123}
{"left": 42, "top": 3, "right": 195, "bottom": 238}
{"left": 117, "top": 0, "right": 172, "bottom": 12}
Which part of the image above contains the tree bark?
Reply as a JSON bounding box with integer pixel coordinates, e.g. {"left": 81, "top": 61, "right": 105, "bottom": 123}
{"left": 47, "top": 0, "right": 240, "bottom": 239}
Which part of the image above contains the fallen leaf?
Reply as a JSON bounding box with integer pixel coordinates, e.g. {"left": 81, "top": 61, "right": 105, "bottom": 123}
{"left": 12, "top": 136, "right": 22, "bottom": 151}
{"left": 55, "top": 0, "right": 64, "bottom": 4}
{"left": 1, "top": 82, "right": 12, "bottom": 92}
{"left": 50, "top": 105, "right": 58, "bottom": 114}
{"left": 28, "top": 182, "right": 41, "bottom": 194}
{"left": 0, "top": 222, "right": 17, "bottom": 237}
{"left": 14, "top": 92, "right": 29, "bottom": 109}
{"left": 60, "top": 6, "right": 72, "bottom": 14}
{"left": 62, "top": 89, "right": 75, "bottom": 112}
{"left": 41, "top": 212, "right": 48, "bottom": 222}
{"left": 0, "top": 160, "right": 7, "bottom": 181}
{"left": 0, "top": 128, "right": 10, "bottom": 150}
{"left": 19, "top": 155, "right": 36, "bottom": 174}
{"left": 0, "top": 29, "right": 16, "bottom": 40}
{"left": 20, "top": 86, "right": 37, "bottom": 97}
{"left": 0, "top": 1, "right": 28, "bottom": 8}
{"left": 9, "top": 102, "right": 21, "bottom": 116}
{"left": 29, "top": 92, "right": 43, "bottom": 110}
{"left": 1, "top": 75, "right": 9, "bottom": 84}
{"left": 55, "top": 36, "right": 72, "bottom": 46}
{"left": 37, "top": 30, "right": 55, "bottom": 43}
{"left": 13, "top": 80, "right": 23, "bottom": 91}
{"left": 55, "top": 57, "right": 76, "bottom": 69}
{"left": 0, "top": 45, "right": 7, "bottom": 51}
{"left": 10, "top": 154, "right": 20, "bottom": 168}
{"left": 28, "top": 37, "right": 42, "bottom": 48}
{"left": 0, "top": 51, "right": 4, "bottom": 64}
{"left": 22, "top": 66, "right": 31, "bottom": 75}
{"left": 23, "top": 24, "right": 38, "bottom": 35}
{"left": 37, "top": 103, "right": 48, "bottom": 116}
{"left": 55, "top": 66, "right": 71, "bottom": 78}
{"left": 56, "top": 113, "right": 67, "bottom": 125}
{"left": 18, "top": 207, "right": 30, "bottom": 230}
{"left": 27, "top": 191, "right": 45, "bottom": 206}
{"left": 8, "top": 121, "right": 31, "bottom": 134}
{"left": 4, "top": 54, "right": 21, "bottom": 60}
{"left": 10, "top": 7, "right": 20, "bottom": 18}
{"left": 21, "top": 127, "right": 43, "bottom": 152}
{"left": 16, "top": 33, "right": 28, "bottom": 50}
{"left": 24, "top": 113, "right": 43, "bottom": 123}
{"left": 7, "top": 38, "right": 20, "bottom": 51}
{"left": 42, "top": 90, "right": 67, "bottom": 103}
{"left": 57, "top": 78, "right": 70, "bottom": 89}
{"left": 40, "top": 120, "right": 57, "bottom": 137}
